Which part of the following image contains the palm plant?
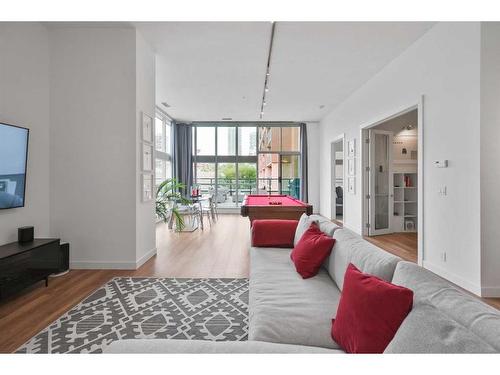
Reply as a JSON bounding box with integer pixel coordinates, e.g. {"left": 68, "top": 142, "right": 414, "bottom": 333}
{"left": 156, "top": 178, "right": 191, "bottom": 231}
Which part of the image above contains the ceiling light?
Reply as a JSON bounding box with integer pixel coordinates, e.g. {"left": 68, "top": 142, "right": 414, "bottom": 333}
{"left": 260, "top": 22, "right": 275, "bottom": 120}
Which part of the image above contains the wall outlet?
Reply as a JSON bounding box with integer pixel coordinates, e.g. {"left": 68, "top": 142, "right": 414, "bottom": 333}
{"left": 441, "top": 252, "right": 447, "bottom": 262}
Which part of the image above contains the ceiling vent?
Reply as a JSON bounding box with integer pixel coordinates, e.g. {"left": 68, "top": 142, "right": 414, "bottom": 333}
{"left": 161, "top": 102, "right": 171, "bottom": 108}
{"left": 222, "top": 117, "right": 233, "bottom": 121}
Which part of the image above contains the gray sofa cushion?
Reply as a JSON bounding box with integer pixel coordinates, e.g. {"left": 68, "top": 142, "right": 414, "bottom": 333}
{"left": 104, "top": 339, "right": 341, "bottom": 353}
{"left": 249, "top": 246, "right": 342, "bottom": 350}
{"left": 392, "top": 261, "right": 500, "bottom": 352}
{"left": 384, "top": 303, "right": 497, "bottom": 353}
{"left": 327, "top": 228, "right": 401, "bottom": 290}
{"left": 294, "top": 213, "right": 339, "bottom": 246}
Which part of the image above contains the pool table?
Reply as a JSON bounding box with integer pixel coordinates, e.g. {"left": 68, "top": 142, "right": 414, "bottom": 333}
{"left": 240, "top": 195, "right": 313, "bottom": 223}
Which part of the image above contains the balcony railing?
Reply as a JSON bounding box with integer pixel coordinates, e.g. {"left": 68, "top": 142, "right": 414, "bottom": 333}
{"left": 194, "top": 177, "right": 301, "bottom": 207}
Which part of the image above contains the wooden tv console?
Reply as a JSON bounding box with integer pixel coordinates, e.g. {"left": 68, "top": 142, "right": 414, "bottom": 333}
{"left": 0, "top": 238, "right": 61, "bottom": 300}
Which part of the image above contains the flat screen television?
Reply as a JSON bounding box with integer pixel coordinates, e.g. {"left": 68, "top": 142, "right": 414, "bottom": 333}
{"left": 0, "top": 122, "right": 29, "bottom": 209}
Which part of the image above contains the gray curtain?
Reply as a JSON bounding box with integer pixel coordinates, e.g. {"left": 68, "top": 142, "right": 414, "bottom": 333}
{"left": 300, "top": 123, "right": 308, "bottom": 202}
{"left": 173, "top": 121, "right": 193, "bottom": 197}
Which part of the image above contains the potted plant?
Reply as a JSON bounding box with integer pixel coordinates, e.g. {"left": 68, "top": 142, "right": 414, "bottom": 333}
{"left": 156, "top": 178, "right": 191, "bottom": 231}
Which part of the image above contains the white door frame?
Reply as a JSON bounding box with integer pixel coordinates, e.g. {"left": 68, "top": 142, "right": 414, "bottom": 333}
{"left": 360, "top": 96, "right": 424, "bottom": 266}
{"left": 368, "top": 129, "right": 394, "bottom": 236}
{"left": 330, "top": 134, "right": 346, "bottom": 221}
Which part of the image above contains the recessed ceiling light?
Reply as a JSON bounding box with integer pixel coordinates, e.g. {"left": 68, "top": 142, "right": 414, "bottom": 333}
{"left": 265, "top": 87, "right": 269, "bottom": 92}
{"left": 263, "top": 101, "right": 267, "bottom": 106}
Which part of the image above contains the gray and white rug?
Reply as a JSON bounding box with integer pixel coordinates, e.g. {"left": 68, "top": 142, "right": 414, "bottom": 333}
{"left": 17, "top": 277, "right": 249, "bottom": 353}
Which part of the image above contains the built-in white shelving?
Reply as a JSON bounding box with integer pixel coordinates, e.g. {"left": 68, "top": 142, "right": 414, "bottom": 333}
{"left": 392, "top": 172, "right": 417, "bottom": 232}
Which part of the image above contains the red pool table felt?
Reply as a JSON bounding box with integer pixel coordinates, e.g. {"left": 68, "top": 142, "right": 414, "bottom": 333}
{"left": 244, "top": 195, "right": 306, "bottom": 206}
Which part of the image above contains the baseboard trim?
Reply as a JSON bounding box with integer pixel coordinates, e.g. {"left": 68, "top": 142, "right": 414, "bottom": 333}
{"left": 422, "top": 260, "right": 482, "bottom": 296}
{"left": 136, "top": 247, "right": 157, "bottom": 268}
{"left": 70, "top": 261, "right": 137, "bottom": 270}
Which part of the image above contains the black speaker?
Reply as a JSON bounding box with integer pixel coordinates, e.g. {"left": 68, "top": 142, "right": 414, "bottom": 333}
{"left": 59, "top": 243, "right": 70, "bottom": 273}
{"left": 18, "top": 226, "right": 34, "bottom": 243}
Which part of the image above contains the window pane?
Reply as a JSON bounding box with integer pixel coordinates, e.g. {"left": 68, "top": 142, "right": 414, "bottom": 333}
{"left": 217, "top": 163, "right": 236, "bottom": 208}
{"left": 258, "top": 126, "right": 280, "bottom": 152}
{"left": 217, "top": 127, "right": 236, "bottom": 156}
{"left": 165, "top": 161, "right": 172, "bottom": 181}
{"left": 281, "top": 155, "right": 300, "bottom": 199}
{"left": 237, "top": 163, "right": 257, "bottom": 203}
{"left": 281, "top": 127, "right": 301, "bottom": 152}
{"left": 258, "top": 153, "right": 279, "bottom": 194}
{"left": 195, "top": 162, "right": 215, "bottom": 195}
{"left": 155, "top": 117, "right": 165, "bottom": 152}
{"left": 155, "top": 159, "right": 166, "bottom": 186}
{"left": 196, "top": 127, "right": 215, "bottom": 155}
{"left": 165, "top": 121, "right": 171, "bottom": 154}
{"left": 238, "top": 127, "right": 257, "bottom": 156}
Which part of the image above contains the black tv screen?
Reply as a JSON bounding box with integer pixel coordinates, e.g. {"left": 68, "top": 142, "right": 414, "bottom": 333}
{"left": 0, "top": 122, "right": 29, "bottom": 209}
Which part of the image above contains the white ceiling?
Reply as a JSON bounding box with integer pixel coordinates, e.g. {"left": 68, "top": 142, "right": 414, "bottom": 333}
{"left": 135, "top": 22, "right": 435, "bottom": 122}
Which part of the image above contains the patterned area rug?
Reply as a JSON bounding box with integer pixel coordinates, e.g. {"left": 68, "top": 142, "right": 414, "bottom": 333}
{"left": 17, "top": 277, "right": 249, "bottom": 353}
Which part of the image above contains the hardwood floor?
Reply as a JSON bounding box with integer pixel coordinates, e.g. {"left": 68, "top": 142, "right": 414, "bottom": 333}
{"left": 0, "top": 214, "right": 250, "bottom": 353}
{"left": 364, "top": 233, "right": 418, "bottom": 263}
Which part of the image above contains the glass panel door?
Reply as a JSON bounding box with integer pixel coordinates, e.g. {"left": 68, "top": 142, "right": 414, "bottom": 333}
{"left": 280, "top": 155, "right": 300, "bottom": 199}
{"left": 369, "top": 130, "right": 393, "bottom": 235}
{"left": 237, "top": 163, "right": 257, "bottom": 203}
{"left": 258, "top": 153, "right": 280, "bottom": 194}
{"left": 217, "top": 163, "right": 236, "bottom": 208}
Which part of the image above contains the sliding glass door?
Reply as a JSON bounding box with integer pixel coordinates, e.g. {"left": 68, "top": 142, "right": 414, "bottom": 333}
{"left": 192, "top": 123, "right": 302, "bottom": 210}
{"left": 192, "top": 124, "right": 257, "bottom": 208}
{"left": 257, "top": 125, "right": 301, "bottom": 198}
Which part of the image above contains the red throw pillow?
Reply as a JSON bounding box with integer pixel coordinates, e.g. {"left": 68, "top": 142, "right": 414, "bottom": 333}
{"left": 331, "top": 263, "right": 414, "bottom": 353}
{"left": 251, "top": 219, "right": 298, "bottom": 248}
{"left": 290, "top": 222, "right": 335, "bottom": 278}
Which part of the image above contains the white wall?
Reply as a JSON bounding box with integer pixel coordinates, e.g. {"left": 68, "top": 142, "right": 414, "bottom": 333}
{"left": 135, "top": 31, "right": 157, "bottom": 267}
{"left": 49, "top": 27, "right": 138, "bottom": 269}
{"left": 306, "top": 122, "right": 320, "bottom": 212}
{"left": 0, "top": 23, "right": 51, "bottom": 244}
{"left": 480, "top": 22, "right": 500, "bottom": 296}
{"left": 319, "top": 23, "right": 483, "bottom": 294}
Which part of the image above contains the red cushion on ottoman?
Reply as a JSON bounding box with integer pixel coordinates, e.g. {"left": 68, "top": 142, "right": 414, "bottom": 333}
{"left": 290, "top": 222, "right": 335, "bottom": 278}
{"left": 331, "top": 263, "right": 414, "bottom": 353}
{"left": 251, "top": 219, "right": 298, "bottom": 248}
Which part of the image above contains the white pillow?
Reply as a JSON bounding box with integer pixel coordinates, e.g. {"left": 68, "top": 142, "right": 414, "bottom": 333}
{"left": 293, "top": 214, "right": 339, "bottom": 246}
{"left": 293, "top": 214, "right": 311, "bottom": 246}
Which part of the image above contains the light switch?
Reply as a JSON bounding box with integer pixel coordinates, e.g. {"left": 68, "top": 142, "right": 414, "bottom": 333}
{"left": 434, "top": 160, "right": 448, "bottom": 168}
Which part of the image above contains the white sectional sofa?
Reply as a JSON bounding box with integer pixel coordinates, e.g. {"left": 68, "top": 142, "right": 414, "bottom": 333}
{"left": 105, "top": 214, "right": 500, "bottom": 353}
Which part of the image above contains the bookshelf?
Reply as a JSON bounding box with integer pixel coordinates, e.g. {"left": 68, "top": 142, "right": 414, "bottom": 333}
{"left": 393, "top": 172, "right": 417, "bottom": 232}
